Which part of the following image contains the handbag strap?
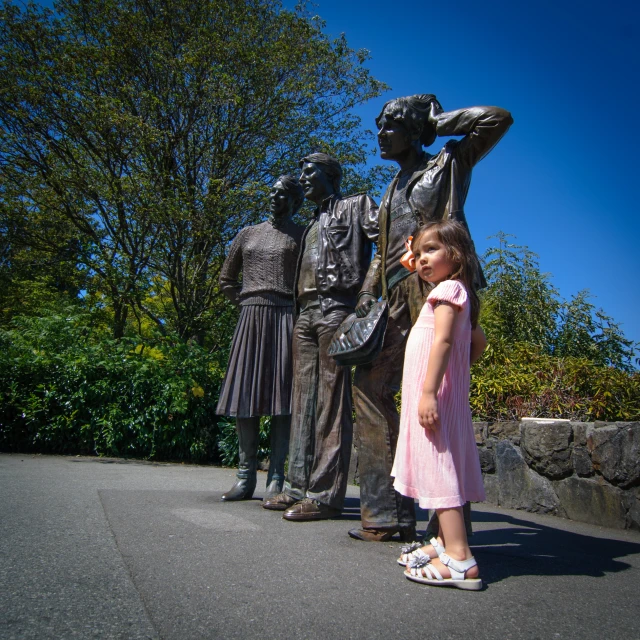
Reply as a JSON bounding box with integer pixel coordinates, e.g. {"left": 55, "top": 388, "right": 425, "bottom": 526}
{"left": 380, "top": 174, "right": 400, "bottom": 302}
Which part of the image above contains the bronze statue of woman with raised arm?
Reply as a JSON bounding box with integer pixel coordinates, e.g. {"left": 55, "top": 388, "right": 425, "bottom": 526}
{"left": 350, "top": 94, "right": 513, "bottom": 542}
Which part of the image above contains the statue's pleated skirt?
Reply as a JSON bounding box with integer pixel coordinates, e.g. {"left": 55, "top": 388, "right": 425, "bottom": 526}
{"left": 216, "top": 304, "right": 294, "bottom": 417}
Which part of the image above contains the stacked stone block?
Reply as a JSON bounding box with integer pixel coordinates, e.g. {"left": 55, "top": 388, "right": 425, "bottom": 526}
{"left": 475, "top": 421, "right": 640, "bottom": 530}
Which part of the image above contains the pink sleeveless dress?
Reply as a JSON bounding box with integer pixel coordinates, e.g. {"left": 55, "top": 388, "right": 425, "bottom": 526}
{"left": 391, "top": 280, "right": 485, "bottom": 509}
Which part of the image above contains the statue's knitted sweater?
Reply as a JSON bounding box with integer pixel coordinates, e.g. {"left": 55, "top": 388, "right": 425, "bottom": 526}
{"left": 219, "top": 219, "right": 304, "bottom": 306}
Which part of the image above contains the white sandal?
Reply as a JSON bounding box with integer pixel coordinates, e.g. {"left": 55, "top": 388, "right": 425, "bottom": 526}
{"left": 397, "top": 537, "right": 445, "bottom": 566}
{"left": 405, "top": 552, "right": 482, "bottom": 591}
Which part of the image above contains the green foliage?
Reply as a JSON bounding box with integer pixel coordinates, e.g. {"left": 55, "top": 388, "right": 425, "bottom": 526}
{"left": 0, "top": 198, "right": 88, "bottom": 323}
{"left": 0, "top": 0, "right": 395, "bottom": 459}
{"left": 0, "top": 307, "right": 232, "bottom": 461}
{"left": 480, "top": 232, "right": 559, "bottom": 348}
{"left": 0, "top": 0, "right": 390, "bottom": 341}
{"left": 553, "top": 290, "right": 635, "bottom": 371}
{"left": 480, "top": 233, "right": 636, "bottom": 371}
{"left": 470, "top": 341, "right": 640, "bottom": 421}
{"left": 472, "top": 233, "right": 638, "bottom": 420}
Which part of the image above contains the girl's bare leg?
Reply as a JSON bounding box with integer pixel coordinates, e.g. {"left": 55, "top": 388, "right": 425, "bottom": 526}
{"left": 426, "top": 507, "right": 479, "bottom": 579}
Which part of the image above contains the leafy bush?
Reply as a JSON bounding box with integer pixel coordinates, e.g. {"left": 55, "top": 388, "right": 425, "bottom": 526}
{"left": 468, "top": 233, "right": 639, "bottom": 421}
{"left": 0, "top": 308, "right": 230, "bottom": 462}
{"left": 470, "top": 340, "right": 640, "bottom": 421}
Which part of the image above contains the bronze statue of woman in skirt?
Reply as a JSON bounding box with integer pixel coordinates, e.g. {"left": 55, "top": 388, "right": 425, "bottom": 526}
{"left": 216, "top": 176, "right": 305, "bottom": 500}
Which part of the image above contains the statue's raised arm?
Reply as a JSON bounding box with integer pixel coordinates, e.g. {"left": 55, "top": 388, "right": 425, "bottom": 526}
{"left": 351, "top": 94, "right": 512, "bottom": 543}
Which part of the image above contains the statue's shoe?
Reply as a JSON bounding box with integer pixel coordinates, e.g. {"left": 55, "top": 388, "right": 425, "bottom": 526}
{"left": 221, "top": 477, "right": 256, "bottom": 501}
{"left": 262, "top": 491, "right": 297, "bottom": 511}
{"left": 348, "top": 526, "right": 417, "bottom": 543}
{"left": 282, "top": 498, "right": 341, "bottom": 521}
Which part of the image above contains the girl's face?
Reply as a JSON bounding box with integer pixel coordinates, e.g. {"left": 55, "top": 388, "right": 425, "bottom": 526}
{"left": 413, "top": 229, "right": 458, "bottom": 285}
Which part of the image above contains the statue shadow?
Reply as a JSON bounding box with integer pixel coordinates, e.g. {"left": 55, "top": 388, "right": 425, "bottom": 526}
{"left": 456, "top": 510, "right": 639, "bottom": 584}
{"left": 343, "top": 497, "right": 640, "bottom": 582}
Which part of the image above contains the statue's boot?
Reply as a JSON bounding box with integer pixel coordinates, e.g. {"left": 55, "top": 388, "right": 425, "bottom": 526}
{"left": 264, "top": 415, "right": 290, "bottom": 500}
{"left": 222, "top": 417, "right": 259, "bottom": 501}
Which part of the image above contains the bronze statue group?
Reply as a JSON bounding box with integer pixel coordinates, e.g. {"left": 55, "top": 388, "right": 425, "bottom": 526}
{"left": 216, "top": 94, "right": 512, "bottom": 591}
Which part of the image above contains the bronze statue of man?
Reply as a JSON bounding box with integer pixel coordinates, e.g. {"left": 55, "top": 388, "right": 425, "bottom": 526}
{"left": 263, "top": 153, "right": 379, "bottom": 521}
{"left": 350, "top": 95, "right": 513, "bottom": 541}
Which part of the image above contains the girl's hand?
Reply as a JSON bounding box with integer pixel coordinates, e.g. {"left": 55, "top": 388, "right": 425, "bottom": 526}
{"left": 418, "top": 392, "right": 440, "bottom": 430}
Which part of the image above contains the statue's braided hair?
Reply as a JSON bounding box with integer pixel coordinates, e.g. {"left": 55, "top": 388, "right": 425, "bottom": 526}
{"left": 376, "top": 94, "right": 443, "bottom": 148}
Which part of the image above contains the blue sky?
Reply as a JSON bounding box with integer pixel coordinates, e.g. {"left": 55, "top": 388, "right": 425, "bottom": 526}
{"left": 29, "top": 0, "right": 640, "bottom": 350}
{"left": 285, "top": 0, "right": 639, "bottom": 349}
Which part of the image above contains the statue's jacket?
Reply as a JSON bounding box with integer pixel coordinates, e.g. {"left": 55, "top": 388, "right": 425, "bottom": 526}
{"left": 362, "top": 105, "right": 513, "bottom": 299}
{"left": 294, "top": 192, "right": 379, "bottom": 315}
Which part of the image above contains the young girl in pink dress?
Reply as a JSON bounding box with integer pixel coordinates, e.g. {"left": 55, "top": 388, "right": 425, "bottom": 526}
{"left": 391, "top": 220, "right": 487, "bottom": 591}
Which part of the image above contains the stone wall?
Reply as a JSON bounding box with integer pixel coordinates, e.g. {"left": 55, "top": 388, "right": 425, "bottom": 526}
{"left": 476, "top": 420, "right": 640, "bottom": 530}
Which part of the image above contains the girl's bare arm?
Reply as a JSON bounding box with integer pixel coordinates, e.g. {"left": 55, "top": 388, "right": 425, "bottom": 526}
{"left": 419, "top": 302, "right": 457, "bottom": 431}
{"left": 470, "top": 325, "right": 487, "bottom": 365}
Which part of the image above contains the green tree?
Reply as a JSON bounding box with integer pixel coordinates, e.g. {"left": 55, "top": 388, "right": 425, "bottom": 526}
{"left": 477, "top": 231, "right": 637, "bottom": 398}
{"left": 0, "top": 0, "right": 390, "bottom": 341}
{"left": 0, "top": 196, "right": 88, "bottom": 322}
{"left": 480, "top": 232, "right": 559, "bottom": 348}
{"left": 471, "top": 234, "right": 638, "bottom": 420}
{"left": 554, "top": 290, "right": 636, "bottom": 372}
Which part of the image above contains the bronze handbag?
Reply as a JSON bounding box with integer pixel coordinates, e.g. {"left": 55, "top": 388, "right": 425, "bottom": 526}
{"left": 327, "top": 300, "right": 389, "bottom": 366}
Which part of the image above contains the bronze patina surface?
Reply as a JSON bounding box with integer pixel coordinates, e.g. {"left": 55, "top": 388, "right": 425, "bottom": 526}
{"left": 352, "top": 95, "right": 513, "bottom": 538}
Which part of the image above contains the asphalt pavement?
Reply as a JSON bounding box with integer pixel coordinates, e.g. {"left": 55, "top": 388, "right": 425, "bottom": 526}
{"left": 1, "top": 453, "right": 639, "bottom": 640}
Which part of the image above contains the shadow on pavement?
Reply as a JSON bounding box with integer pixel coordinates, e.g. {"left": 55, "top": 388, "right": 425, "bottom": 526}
{"left": 343, "top": 494, "right": 640, "bottom": 583}
{"left": 468, "top": 510, "right": 640, "bottom": 584}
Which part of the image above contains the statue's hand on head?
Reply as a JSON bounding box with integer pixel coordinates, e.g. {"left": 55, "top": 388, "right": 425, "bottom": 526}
{"left": 428, "top": 98, "right": 443, "bottom": 128}
{"left": 355, "top": 293, "right": 377, "bottom": 318}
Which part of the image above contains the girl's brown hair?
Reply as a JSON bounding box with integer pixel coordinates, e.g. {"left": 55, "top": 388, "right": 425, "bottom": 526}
{"left": 411, "top": 220, "right": 481, "bottom": 328}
